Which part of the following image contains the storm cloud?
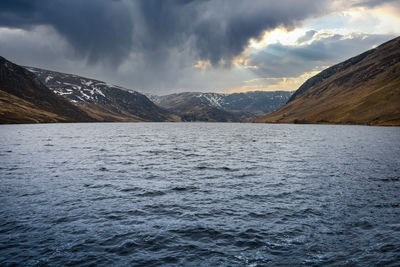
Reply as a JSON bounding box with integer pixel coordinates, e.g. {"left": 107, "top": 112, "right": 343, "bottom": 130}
{"left": 0, "top": 0, "right": 332, "bottom": 66}
{"left": 0, "top": 0, "right": 399, "bottom": 93}
{"left": 0, "top": 0, "right": 134, "bottom": 64}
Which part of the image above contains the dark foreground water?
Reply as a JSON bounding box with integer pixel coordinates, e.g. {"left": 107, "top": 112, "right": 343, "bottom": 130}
{"left": 0, "top": 123, "right": 399, "bottom": 266}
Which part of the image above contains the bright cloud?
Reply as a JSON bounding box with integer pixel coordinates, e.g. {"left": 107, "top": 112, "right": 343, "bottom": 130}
{"left": 227, "top": 69, "right": 323, "bottom": 93}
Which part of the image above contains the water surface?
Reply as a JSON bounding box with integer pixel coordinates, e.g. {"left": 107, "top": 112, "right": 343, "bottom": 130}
{"left": 0, "top": 123, "right": 399, "bottom": 266}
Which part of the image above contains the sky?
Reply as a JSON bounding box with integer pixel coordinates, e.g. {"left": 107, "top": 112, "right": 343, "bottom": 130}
{"left": 0, "top": 0, "right": 399, "bottom": 95}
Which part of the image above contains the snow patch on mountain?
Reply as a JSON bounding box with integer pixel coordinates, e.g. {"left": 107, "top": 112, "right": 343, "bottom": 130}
{"left": 26, "top": 67, "right": 138, "bottom": 104}
{"left": 45, "top": 76, "right": 53, "bottom": 83}
{"left": 198, "top": 93, "right": 225, "bottom": 108}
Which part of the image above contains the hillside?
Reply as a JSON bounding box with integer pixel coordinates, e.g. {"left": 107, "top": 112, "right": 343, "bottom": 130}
{"left": 0, "top": 56, "right": 94, "bottom": 124}
{"left": 255, "top": 36, "right": 400, "bottom": 126}
{"left": 148, "top": 91, "right": 292, "bottom": 122}
{"left": 27, "top": 67, "right": 179, "bottom": 122}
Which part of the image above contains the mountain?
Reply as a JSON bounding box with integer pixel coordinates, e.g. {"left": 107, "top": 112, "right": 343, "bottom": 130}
{"left": 26, "top": 67, "right": 179, "bottom": 122}
{"left": 0, "top": 56, "right": 94, "bottom": 124}
{"left": 148, "top": 91, "right": 292, "bottom": 122}
{"left": 148, "top": 92, "right": 252, "bottom": 122}
{"left": 202, "top": 91, "right": 291, "bottom": 113}
{"left": 0, "top": 56, "right": 291, "bottom": 124}
{"left": 255, "top": 36, "right": 400, "bottom": 126}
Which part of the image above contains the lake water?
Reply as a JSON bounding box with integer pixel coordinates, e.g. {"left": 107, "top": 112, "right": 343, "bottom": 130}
{"left": 0, "top": 123, "right": 399, "bottom": 266}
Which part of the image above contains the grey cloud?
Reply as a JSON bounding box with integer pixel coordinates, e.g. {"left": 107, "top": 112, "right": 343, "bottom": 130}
{"left": 0, "top": 0, "right": 331, "bottom": 67}
{"left": 0, "top": 0, "right": 134, "bottom": 65}
{"left": 353, "top": 0, "right": 400, "bottom": 8}
{"left": 132, "top": 0, "right": 331, "bottom": 66}
{"left": 1, "top": 0, "right": 398, "bottom": 94}
{"left": 297, "top": 30, "right": 317, "bottom": 44}
{"left": 249, "top": 33, "right": 397, "bottom": 78}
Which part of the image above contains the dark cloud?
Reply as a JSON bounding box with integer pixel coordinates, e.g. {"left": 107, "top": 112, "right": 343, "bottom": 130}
{"left": 0, "top": 0, "right": 398, "bottom": 93}
{"left": 132, "top": 0, "right": 331, "bottom": 66}
{"left": 0, "top": 0, "right": 134, "bottom": 65}
{"left": 0, "top": 0, "right": 332, "bottom": 67}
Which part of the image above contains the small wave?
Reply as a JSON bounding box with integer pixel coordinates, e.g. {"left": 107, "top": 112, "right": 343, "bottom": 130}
{"left": 105, "top": 214, "right": 124, "bottom": 221}
{"left": 195, "top": 165, "right": 239, "bottom": 172}
{"left": 60, "top": 136, "right": 74, "bottom": 139}
{"left": 196, "top": 166, "right": 207, "bottom": 170}
{"left": 169, "top": 226, "right": 234, "bottom": 241}
{"left": 352, "top": 220, "right": 374, "bottom": 230}
{"left": 126, "top": 209, "right": 147, "bottom": 216}
{"left": 120, "top": 187, "right": 141, "bottom": 192}
{"left": 248, "top": 212, "right": 273, "bottom": 218}
{"left": 90, "top": 195, "right": 122, "bottom": 201}
{"left": 374, "top": 203, "right": 400, "bottom": 208}
{"left": 234, "top": 194, "right": 270, "bottom": 201}
{"left": 20, "top": 191, "right": 45, "bottom": 197}
{"left": 234, "top": 239, "right": 265, "bottom": 249}
{"left": 184, "top": 153, "right": 200, "bottom": 157}
{"left": 377, "top": 243, "right": 400, "bottom": 253}
{"left": 137, "top": 190, "right": 166, "bottom": 197}
{"left": 233, "top": 173, "right": 255, "bottom": 178}
{"left": 172, "top": 186, "right": 187, "bottom": 191}
{"left": 84, "top": 183, "right": 115, "bottom": 189}
{"left": 105, "top": 240, "right": 139, "bottom": 256}
{"left": 171, "top": 186, "right": 198, "bottom": 192}
{"left": 52, "top": 216, "right": 76, "bottom": 224}
{"left": 146, "top": 149, "right": 168, "bottom": 155}
{"left": 120, "top": 161, "right": 133, "bottom": 165}
{"left": 220, "top": 166, "right": 236, "bottom": 172}
{"left": 371, "top": 177, "right": 400, "bottom": 182}
{"left": 6, "top": 167, "right": 20, "bottom": 171}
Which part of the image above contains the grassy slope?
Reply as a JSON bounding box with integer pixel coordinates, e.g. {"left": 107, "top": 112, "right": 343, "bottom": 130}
{"left": 0, "top": 90, "right": 69, "bottom": 124}
{"left": 255, "top": 37, "right": 400, "bottom": 126}
{"left": 0, "top": 56, "right": 95, "bottom": 124}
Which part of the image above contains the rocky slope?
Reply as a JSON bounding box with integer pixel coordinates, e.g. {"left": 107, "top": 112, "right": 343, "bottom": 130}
{"left": 26, "top": 67, "right": 179, "bottom": 122}
{"left": 148, "top": 91, "right": 292, "bottom": 122}
{"left": 0, "top": 56, "right": 94, "bottom": 124}
{"left": 255, "top": 36, "right": 400, "bottom": 126}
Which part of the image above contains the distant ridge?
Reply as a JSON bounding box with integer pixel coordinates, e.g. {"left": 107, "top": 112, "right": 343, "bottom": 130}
{"left": 255, "top": 36, "right": 400, "bottom": 126}
{"left": 149, "top": 91, "right": 292, "bottom": 122}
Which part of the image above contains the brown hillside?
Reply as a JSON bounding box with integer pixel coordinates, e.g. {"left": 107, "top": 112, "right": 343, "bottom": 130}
{"left": 255, "top": 36, "right": 400, "bottom": 126}
{"left": 27, "top": 67, "right": 179, "bottom": 122}
{"left": 0, "top": 56, "right": 94, "bottom": 124}
{"left": 152, "top": 92, "right": 257, "bottom": 122}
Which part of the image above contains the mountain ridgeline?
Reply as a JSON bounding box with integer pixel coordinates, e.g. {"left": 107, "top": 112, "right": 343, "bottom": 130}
{"left": 148, "top": 91, "right": 292, "bottom": 122}
{"left": 26, "top": 67, "right": 179, "bottom": 122}
{"left": 30, "top": 66, "right": 291, "bottom": 123}
{"left": 256, "top": 36, "right": 400, "bottom": 126}
{"left": 0, "top": 57, "right": 179, "bottom": 123}
{"left": 0, "top": 57, "right": 292, "bottom": 124}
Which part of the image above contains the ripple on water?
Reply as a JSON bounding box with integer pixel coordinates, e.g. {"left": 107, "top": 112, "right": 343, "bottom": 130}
{"left": 0, "top": 123, "right": 399, "bottom": 266}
